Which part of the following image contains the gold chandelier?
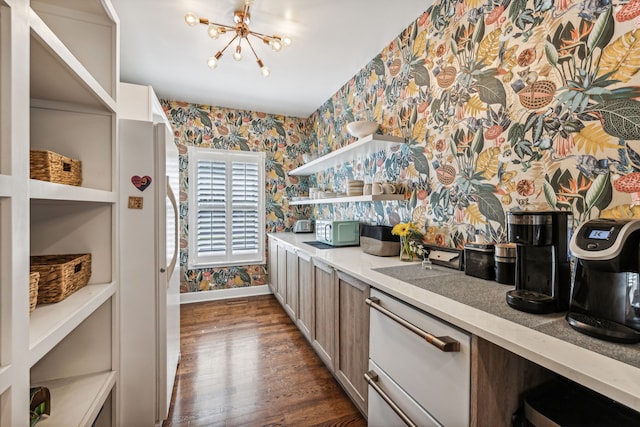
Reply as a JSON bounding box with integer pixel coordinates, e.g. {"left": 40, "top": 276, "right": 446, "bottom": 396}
{"left": 185, "top": 0, "right": 292, "bottom": 77}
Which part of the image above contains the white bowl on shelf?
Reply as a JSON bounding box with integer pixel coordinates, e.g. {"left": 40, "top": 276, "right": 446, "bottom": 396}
{"left": 347, "top": 121, "right": 379, "bottom": 138}
{"left": 302, "top": 153, "right": 318, "bottom": 163}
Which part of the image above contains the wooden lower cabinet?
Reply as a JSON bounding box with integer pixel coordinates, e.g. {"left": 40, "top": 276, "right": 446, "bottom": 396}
{"left": 284, "top": 247, "right": 299, "bottom": 320}
{"left": 268, "top": 238, "right": 278, "bottom": 295}
{"left": 297, "top": 251, "right": 313, "bottom": 341}
{"left": 312, "top": 260, "right": 337, "bottom": 371}
{"left": 335, "top": 271, "right": 370, "bottom": 415}
{"left": 471, "top": 336, "right": 553, "bottom": 426}
{"left": 268, "top": 246, "right": 369, "bottom": 416}
{"left": 276, "top": 243, "right": 287, "bottom": 304}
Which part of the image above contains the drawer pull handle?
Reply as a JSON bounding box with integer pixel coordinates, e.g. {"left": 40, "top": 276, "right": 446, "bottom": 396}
{"left": 365, "top": 370, "right": 418, "bottom": 427}
{"left": 366, "top": 297, "right": 460, "bottom": 352}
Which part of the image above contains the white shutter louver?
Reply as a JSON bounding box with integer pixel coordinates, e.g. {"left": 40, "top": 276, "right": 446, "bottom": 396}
{"left": 231, "top": 161, "right": 260, "bottom": 254}
{"left": 189, "top": 148, "right": 265, "bottom": 268}
{"left": 196, "top": 159, "right": 227, "bottom": 256}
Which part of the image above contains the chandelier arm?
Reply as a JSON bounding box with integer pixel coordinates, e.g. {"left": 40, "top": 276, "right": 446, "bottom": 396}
{"left": 219, "top": 34, "right": 240, "bottom": 55}
{"left": 244, "top": 36, "right": 261, "bottom": 62}
{"left": 247, "top": 31, "right": 279, "bottom": 41}
{"left": 199, "top": 19, "right": 236, "bottom": 32}
{"left": 243, "top": 1, "right": 251, "bottom": 19}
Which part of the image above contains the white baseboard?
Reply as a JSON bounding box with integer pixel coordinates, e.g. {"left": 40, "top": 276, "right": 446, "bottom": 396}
{"left": 180, "top": 284, "right": 273, "bottom": 304}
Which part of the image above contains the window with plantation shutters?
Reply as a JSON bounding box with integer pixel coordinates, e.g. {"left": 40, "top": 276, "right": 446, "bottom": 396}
{"left": 188, "top": 147, "right": 265, "bottom": 268}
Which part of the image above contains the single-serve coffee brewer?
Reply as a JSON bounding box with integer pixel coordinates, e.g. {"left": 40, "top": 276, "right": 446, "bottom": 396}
{"left": 506, "top": 211, "right": 572, "bottom": 313}
{"left": 567, "top": 218, "right": 640, "bottom": 343}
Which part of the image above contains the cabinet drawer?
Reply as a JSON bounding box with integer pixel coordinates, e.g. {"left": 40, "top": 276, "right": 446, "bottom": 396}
{"left": 369, "top": 289, "right": 471, "bottom": 426}
{"left": 367, "top": 360, "right": 441, "bottom": 427}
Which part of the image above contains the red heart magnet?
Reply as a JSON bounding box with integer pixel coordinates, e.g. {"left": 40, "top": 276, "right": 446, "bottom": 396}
{"left": 131, "top": 175, "right": 152, "bottom": 191}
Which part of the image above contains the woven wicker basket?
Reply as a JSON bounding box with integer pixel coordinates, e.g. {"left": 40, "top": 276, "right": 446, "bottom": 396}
{"left": 436, "top": 66, "right": 457, "bottom": 89}
{"left": 436, "top": 164, "right": 456, "bottom": 186}
{"left": 30, "top": 254, "right": 91, "bottom": 304}
{"left": 30, "top": 149, "right": 82, "bottom": 186}
{"left": 518, "top": 81, "right": 556, "bottom": 110}
{"left": 29, "top": 272, "right": 39, "bottom": 314}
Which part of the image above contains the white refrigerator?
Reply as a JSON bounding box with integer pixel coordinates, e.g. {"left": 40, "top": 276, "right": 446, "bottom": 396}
{"left": 119, "top": 117, "right": 181, "bottom": 426}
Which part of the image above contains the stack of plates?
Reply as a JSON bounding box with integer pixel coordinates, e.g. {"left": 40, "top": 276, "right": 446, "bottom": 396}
{"left": 347, "top": 179, "right": 365, "bottom": 196}
{"left": 322, "top": 191, "right": 337, "bottom": 199}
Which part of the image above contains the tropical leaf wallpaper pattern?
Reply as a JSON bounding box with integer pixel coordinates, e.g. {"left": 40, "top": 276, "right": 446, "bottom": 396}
{"left": 161, "top": 101, "right": 311, "bottom": 292}
{"left": 310, "top": 0, "right": 640, "bottom": 249}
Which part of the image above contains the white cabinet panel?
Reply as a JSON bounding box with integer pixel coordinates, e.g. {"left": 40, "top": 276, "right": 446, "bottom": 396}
{"left": 369, "top": 289, "right": 471, "bottom": 426}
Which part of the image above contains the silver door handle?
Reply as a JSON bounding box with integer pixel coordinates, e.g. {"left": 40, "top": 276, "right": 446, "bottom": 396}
{"left": 366, "top": 297, "right": 460, "bottom": 352}
{"left": 166, "top": 179, "right": 179, "bottom": 286}
{"left": 365, "top": 370, "right": 418, "bottom": 427}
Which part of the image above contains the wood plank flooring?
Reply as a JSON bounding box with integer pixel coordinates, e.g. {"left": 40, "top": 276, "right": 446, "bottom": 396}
{"left": 163, "top": 294, "right": 367, "bottom": 427}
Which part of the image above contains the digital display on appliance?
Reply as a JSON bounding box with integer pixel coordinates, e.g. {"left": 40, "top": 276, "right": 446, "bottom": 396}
{"left": 588, "top": 229, "right": 611, "bottom": 240}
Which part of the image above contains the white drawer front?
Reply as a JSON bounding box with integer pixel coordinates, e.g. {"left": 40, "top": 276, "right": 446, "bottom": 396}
{"left": 369, "top": 289, "right": 471, "bottom": 426}
{"left": 367, "top": 360, "right": 441, "bottom": 427}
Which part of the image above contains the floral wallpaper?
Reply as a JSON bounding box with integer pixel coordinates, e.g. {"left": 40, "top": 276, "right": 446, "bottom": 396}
{"left": 164, "top": 0, "right": 640, "bottom": 293}
{"left": 161, "top": 101, "right": 312, "bottom": 292}
{"left": 310, "top": 0, "right": 640, "bottom": 249}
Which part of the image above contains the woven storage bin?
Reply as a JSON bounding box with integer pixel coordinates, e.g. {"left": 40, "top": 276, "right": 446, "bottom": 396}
{"left": 30, "top": 149, "right": 82, "bottom": 186}
{"left": 30, "top": 254, "right": 91, "bottom": 304}
{"left": 29, "top": 272, "right": 39, "bottom": 314}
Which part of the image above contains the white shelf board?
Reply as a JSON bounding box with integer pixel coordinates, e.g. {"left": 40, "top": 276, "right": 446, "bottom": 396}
{"left": 30, "top": 179, "right": 116, "bottom": 203}
{"left": 289, "top": 194, "right": 406, "bottom": 205}
{"left": 34, "top": 371, "right": 116, "bottom": 427}
{"left": 29, "top": 9, "right": 116, "bottom": 112}
{"left": 289, "top": 134, "right": 405, "bottom": 176}
{"left": 29, "top": 282, "right": 115, "bottom": 367}
{"left": 0, "top": 175, "right": 13, "bottom": 197}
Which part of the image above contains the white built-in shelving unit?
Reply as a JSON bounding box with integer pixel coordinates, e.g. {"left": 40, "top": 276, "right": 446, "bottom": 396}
{"left": 0, "top": 0, "right": 119, "bottom": 425}
{"left": 288, "top": 133, "right": 406, "bottom": 205}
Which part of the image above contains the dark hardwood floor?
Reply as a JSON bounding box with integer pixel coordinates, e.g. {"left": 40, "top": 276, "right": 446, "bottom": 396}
{"left": 163, "top": 294, "right": 367, "bottom": 427}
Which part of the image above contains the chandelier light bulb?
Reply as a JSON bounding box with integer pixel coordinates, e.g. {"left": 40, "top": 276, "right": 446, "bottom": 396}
{"left": 282, "top": 35, "right": 292, "bottom": 47}
{"left": 233, "top": 45, "right": 242, "bottom": 61}
{"left": 270, "top": 39, "right": 282, "bottom": 52}
{"left": 207, "top": 25, "right": 219, "bottom": 38}
{"left": 207, "top": 51, "right": 223, "bottom": 69}
{"left": 185, "top": 12, "right": 199, "bottom": 26}
{"left": 257, "top": 59, "right": 270, "bottom": 77}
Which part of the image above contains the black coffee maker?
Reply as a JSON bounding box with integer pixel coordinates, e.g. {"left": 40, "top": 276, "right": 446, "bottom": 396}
{"left": 567, "top": 218, "right": 640, "bottom": 343}
{"left": 506, "top": 211, "right": 572, "bottom": 313}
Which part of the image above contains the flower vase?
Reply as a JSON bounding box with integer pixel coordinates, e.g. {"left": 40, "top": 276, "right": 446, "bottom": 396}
{"left": 399, "top": 236, "right": 414, "bottom": 261}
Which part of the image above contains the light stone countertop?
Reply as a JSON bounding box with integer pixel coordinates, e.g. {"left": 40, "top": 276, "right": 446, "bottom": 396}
{"left": 268, "top": 232, "right": 640, "bottom": 411}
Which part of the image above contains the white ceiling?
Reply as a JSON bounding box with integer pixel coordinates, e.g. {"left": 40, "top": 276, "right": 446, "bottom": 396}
{"left": 110, "top": 0, "right": 430, "bottom": 118}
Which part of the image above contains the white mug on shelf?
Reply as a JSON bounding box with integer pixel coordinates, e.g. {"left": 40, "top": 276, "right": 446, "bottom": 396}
{"left": 372, "top": 182, "right": 384, "bottom": 196}
{"left": 382, "top": 183, "right": 396, "bottom": 194}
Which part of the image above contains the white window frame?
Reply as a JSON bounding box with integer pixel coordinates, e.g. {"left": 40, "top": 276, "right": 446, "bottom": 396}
{"left": 188, "top": 146, "right": 266, "bottom": 268}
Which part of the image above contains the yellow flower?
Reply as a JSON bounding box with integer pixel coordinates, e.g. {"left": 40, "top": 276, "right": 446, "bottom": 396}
{"left": 392, "top": 222, "right": 417, "bottom": 237}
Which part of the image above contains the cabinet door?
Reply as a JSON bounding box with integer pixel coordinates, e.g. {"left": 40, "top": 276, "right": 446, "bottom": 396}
{"left": 276, "top": 243, "right": 287, "bottom": 304}
{"left": 312, "top": 260, "right": 336, "bottom": 371}
{"left": 336, "top": 271, "right": 370, "bottom": 415}
{"left": 284, "top": 247, "right": 298, "bottom": 320}
{"left": 268, "top": 238, "right": 278, "bottom": 295}
{"left": 297, "top": 251, "right": 313, "bottom": 341}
